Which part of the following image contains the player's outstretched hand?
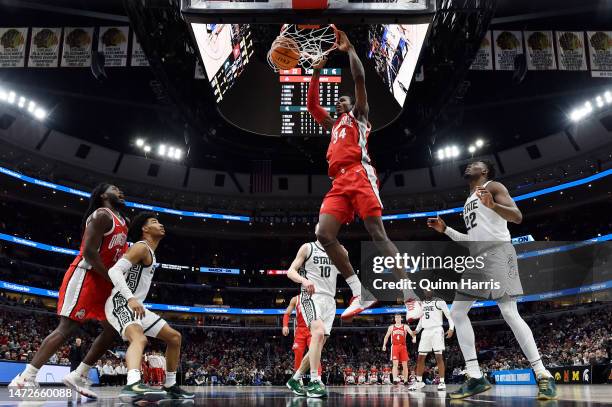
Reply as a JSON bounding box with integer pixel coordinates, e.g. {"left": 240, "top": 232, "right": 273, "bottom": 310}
{"left": 336, "top": 30, "right": 353, "bottom": 52}
{"left": 446, "top": 329, "right": 454, "bottom": 339}
{"left": 426, "top": 216, "right": 446, "bottom": 233}
{"left": 312, "top": 56, "right": 327, "bottom": 70}
{"left": 382, "top": 346, "right": 386, "bottom": 352}
{"left": 128, "top": 298, "right": 145, "bottom": 319}
{"left": 282, "top": 326, "right": 289, "bottom": 336}
{"left": 302, "top": 279, "right": 315, "bottom": 295}
{"left": 476, "top": 186, "right": 495, "bottom": 208}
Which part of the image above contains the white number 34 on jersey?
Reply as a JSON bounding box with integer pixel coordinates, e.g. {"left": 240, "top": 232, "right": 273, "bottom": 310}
{"left": 332, "top": 127, "right": 346, "bottom": 144}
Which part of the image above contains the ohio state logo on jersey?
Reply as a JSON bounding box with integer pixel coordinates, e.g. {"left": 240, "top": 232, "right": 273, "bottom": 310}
{"left": 331, "top": 114, "right": 353, "bottom": 144}
{"left": 108, "top": 232, "right": 127, "bottom": 250}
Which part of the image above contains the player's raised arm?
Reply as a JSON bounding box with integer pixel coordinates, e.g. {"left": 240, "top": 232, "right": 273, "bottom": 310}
{"left": 477, "top": 182, "right": 523, "bottom": 224}
{"left": 337, "top": 30, "right": 368, "bottom": 121}
{"left": 307, "top": 59, "right": 335, "bottom": 131}
{"left": 282, "top": 296, "right": 298, "bottom": 336}
{"left": 82, "top": 209, "right": 114, "bottom": 282}
{"left": 427, "top": 216, "right": 469, "bottom": 241}
{"left": 107, "top": 242, "right": 149, "bottom": 318}
{"left": 287, "top": 243, "right": 315, "bottom": 294}
{"left": 382, "top": 325, "right": 392, "bottom": 351}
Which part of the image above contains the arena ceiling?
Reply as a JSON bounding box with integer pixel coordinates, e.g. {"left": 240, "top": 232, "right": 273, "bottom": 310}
{"left": 0, "top": 0, "right": 611, "bottom": 174}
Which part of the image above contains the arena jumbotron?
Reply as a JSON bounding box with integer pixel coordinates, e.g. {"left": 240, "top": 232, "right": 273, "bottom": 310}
{"left": 0, "top": 0, "right": 611, "bottom": 406}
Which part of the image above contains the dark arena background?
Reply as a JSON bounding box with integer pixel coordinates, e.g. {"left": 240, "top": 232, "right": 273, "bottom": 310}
{"left": 0, "top": 0, "right": 611, "bottom": 406}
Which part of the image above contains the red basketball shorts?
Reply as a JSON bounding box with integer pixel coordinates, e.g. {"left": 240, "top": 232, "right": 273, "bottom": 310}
{"left": 320, "top": 164, "right": 383, "bottom": 224}
{"left": 57, "top": 265, "right": 113, "bottom": 322}
{"left": 391, "top": 345, "right": 409, "bottom": 362}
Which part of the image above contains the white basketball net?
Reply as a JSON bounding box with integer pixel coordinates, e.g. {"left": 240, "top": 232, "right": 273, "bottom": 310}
{"left": 267, "top": 24, "right": 338, "bottom": 71}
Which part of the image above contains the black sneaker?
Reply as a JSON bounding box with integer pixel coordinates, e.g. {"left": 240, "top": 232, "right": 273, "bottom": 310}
{"left": 449, "top": 376, "right": 492, "bottom": 399}
{"left": 119, "top": 381, "right": 167, "bottom": 403}
{"left": 162, "top": 384, "right": 195, "bottom": 400}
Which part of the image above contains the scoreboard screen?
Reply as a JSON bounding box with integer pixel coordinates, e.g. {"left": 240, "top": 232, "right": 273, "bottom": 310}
{"left": 279, "top": 68, "right": 341, "bottom": 137}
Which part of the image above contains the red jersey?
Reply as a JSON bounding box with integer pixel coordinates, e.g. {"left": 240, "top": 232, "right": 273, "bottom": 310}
{"left": 70, "top": 208, "right": 128, "bottom": 272}
{"left": 391, "top": 324, "right": 407, "bottom": 347}
{"left": 294, "top": 299, "right": 308, "bottom": 331}
{"left": 344, "top": 367, "right": 354, "bottom": 376}
{"left": 326, "top": 111, "right": 372, "bottom": 178}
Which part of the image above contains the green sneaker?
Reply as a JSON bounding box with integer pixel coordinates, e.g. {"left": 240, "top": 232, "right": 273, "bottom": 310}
{"left": 162, "top": 384, "right": 195, "bottom": 400}
{"left": 536, "top": 373, "right": 557, "bottom": 400}
{"left": 306, "top": 379, "right": 328, "bottom": 398}
{"left": 119, "top": 381, "right": 167, "bottom": 403}
{"left": 286, "top": 377, "right": 306, "bottom": 396}
{"left": 449, "top": 376, "right": 492, "bottom": 399}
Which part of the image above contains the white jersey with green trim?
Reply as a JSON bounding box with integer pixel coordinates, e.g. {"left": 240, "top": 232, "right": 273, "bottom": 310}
{"left": 111, "top": 241, "right": 156, "bottom": 302}
{"left": 463, "top": 180, "right": 511, "bottom": 242}
{"left": 300, "top": 241, "right": 339, "bottom": 298}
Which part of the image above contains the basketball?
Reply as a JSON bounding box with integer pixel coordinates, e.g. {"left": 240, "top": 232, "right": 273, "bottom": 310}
{"left": 269, "top": 36, "right": 300, "bottom": 70}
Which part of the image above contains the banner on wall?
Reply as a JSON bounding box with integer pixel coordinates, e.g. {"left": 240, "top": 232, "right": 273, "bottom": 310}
{"left": 28, "top": 27, "right": 61, "bottom": 68}
{"left": 493, "top": 30, "right": 524, "bottom": 71}
{"left": 525, "top": 31, "right": 556, "bottom": 70}
{"left": 470, "top": 31, "right": 493, "bottom": 71}
{"left": 492, "top": 369, "right": 536, "bottom": 385}
{"left": 587, "top": 31, "right": 612, "bottom": 78}
{"left": 60, "top": 27, "right": 93, "bottom": 67}
{"left": 549, "top": 365, "right": 592, "bottom": 384}
{"left": 556, "top": 31, "right": 588, "bottom": 71}
{"left": 0, "top": 27, "right": 28, "bottom": 68}
{"left": 130, "top": 31, "right": 149, "bottom": 67}
{"left": 98, "top": 26, "right": 129, "bottom": 67}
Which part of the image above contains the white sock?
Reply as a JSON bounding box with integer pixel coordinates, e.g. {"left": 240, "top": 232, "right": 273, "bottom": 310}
{"left": 440, "top": 378, "right": 445, "bottom": 383}
{"left": 127, "top": 369, "right": 141, "bottom": 385}
{"left": 165, "top": 371, "right": 176, "bottom": 387}
{"left": 23, "top": 364, "right": 39, "bottom": 379}
{"left": 310, "top": 374, "right": 321, "bottom": 383}
{"left": 292, "top": 372, "right": 302, "bottom": 381}
{"left": 416, "top": 375, "right": 422, "bottom": 382}
{"left": 345, "top": 275, "right": 361, "bottom": 297}
{"left": 466, "top": 360, "right": 482, "bottom": 379}
{"left": 75, "top": 362, "right": 91, "bottom": 378}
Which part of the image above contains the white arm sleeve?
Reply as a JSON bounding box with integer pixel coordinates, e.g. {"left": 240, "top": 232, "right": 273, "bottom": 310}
{"left": 108, "top": 258, "right": 135, "bottom": 300}
{"left": 444, "top": 226, "right": 470, "bottom": 242}
{"left": 439, "top": 301, "right": 454, "bottom": 330}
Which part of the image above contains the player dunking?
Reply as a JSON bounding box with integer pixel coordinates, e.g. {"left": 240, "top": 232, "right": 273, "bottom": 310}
{"left": 105, "top": 212, "right": 194, "bottom": 403}
{"left": 307, "top": 30, "right": 416, "bottom": 319}
{"left": 427, "top": 160, "right": 557, "bottom": 400}
{"left": 282, "top": 295, "right": 312, "bottom": 375}
{"left": 382, "top": 314, "right": 415, "bottom": 384}
{"left": 409, "top": 290, "right": 454, "bottom": 391}
{"left": 285, "top": 237, "right": 341, "bottom": 398}
{"left": 9, "top": 184, "right": 128, "bottom": 399}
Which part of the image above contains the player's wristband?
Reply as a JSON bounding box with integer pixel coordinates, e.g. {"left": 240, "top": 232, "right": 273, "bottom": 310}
{"left": 282, "top": 314, "right": 289, "bottom": 327}
{"left": 443, "top": 226, "right": 470, "bottom": 242}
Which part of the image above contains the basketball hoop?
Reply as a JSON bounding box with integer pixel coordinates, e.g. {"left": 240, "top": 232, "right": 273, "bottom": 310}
{"left": 267, "top": 24, "right": 339, "bottom": 71}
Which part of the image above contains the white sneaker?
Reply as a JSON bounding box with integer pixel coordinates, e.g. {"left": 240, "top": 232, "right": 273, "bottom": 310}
{"left": 9, "top": 373, "right": 39, "bottom": 389}
{"left": 341, "top": 295, "right": 378, "bottom": 319}
{"left": 437, "top": 382, "right": 446, "bottom": 390}
{"left": 408, "top": 381, "right": 425, "bottom": 391}
{"left": 405, "top": 299, "right": 423, "bottom": 322}
{"left": 62, "top": 371, "right": 98, "bottom": 400}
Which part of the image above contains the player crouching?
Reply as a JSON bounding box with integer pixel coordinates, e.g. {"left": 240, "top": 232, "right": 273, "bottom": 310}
{"left": 105, "top": 212, "right": 194, "bottom": 403}
{"left": 285, "top": 239, "right": 342, "bottom": 398}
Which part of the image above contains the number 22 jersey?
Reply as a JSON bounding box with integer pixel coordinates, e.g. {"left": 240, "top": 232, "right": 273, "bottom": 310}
{"left": 463, "top": 180, "right": 511, "bottom": 241}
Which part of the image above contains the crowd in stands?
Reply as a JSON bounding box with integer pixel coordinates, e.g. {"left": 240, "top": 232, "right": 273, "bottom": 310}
{"left": 0, "top": 301, "right": 609, "bottom": 386}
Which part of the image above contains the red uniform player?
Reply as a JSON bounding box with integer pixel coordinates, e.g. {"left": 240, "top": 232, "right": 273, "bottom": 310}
{"left": 383, "top": 314, "right": 415, "bottom": 384}
{"left": 282, "top": 296, "right": 312, "bottom": 370}
{"left": 344, "top": 367, "right": 355, "bottom": 385}
{"left": 10, "top": 184, "right": 128, "bottom": 400}
{"left": 307, "top": 30, "right": 417, "bottom": 320}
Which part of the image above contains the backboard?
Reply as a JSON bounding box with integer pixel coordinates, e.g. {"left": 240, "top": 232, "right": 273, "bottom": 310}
{"left": 181, "top": 0, "right": 437, "bottom": 24}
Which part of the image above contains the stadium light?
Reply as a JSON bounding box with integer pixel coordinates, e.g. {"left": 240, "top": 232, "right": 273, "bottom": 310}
{"left": 569, "top": 90, "right": 612, "bottom": 122}
{"left": 0, "top": 89, "right": 6, "bottom": 101}
{"left": 17, "top": 96, "right": 25, "bottom": 108}
{"left": 27, "top": 101, "right": 36, "bottom": 113}
{"left": 475, "top": 139, "right": 484, "bottom": 148}
{"left": 174, "top": 149, "right": 183, "bottom": 160}
{"left": 158, "top": 144, "right": 167, "bottom": 156}
{"left": 7, "top": 91, "right": 16, "bottom": 104}
{"left": 143, "top": 145, "right": 151, "bottom": 153}
{"left": 468, "top": 145, "right": 476, "bottom": 154}
{"left": 596, "top": 96, "right": 604, "bottom": 108}
{"left": 605, "top": 91, "right": 612, "bottom": 104}
{"left": 33, "top": 108, "right": 47, "bottom": 120}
